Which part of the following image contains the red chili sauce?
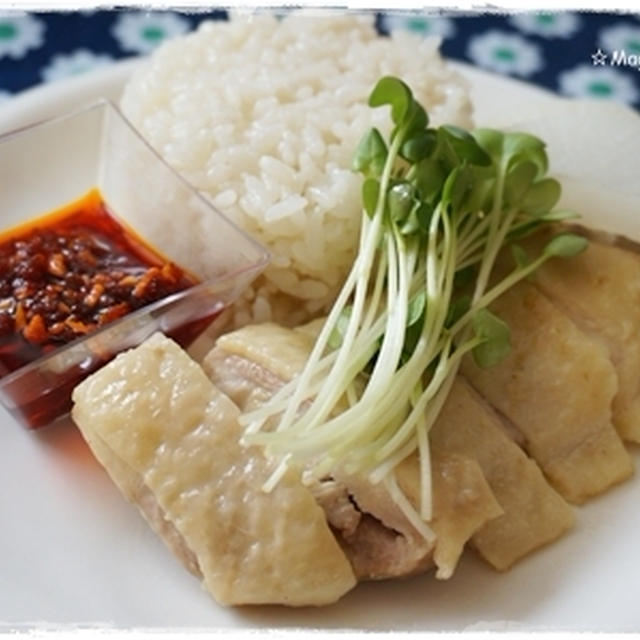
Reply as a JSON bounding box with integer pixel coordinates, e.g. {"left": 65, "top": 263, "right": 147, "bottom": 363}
{"left": 0, "top": 189, "right": 208, "bottom": 428}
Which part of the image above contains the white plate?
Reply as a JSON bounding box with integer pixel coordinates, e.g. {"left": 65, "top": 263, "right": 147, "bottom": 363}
{"left": 1, "top": 60, "right": 640, "bottom": 633}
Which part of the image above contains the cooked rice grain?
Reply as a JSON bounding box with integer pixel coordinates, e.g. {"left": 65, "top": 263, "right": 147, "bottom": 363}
{"left": 121, "top": 12, "right": 472, "bottom": 326}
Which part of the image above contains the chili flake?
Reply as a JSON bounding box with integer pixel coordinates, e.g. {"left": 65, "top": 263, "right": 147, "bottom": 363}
{"left": 0, "top": 189, "right": 198, "bottom": 377}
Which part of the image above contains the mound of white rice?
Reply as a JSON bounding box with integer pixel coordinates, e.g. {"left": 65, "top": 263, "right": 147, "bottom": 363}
{"left": 121, "top": 12, "right": 472, "bottom": 326}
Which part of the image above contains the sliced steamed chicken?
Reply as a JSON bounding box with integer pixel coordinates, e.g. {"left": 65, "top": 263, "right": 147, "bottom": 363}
{"left": 523, "top": 227, "right": 640, "bottom": 443}
{"left": 71, "top": 333, "right": 356, "bottom": 607}
{"left": 429, "top": 379, "right": 574, "bottom": 571}
{"left": 204, "top": 322, "right": 573, "bottom": 573}
{"left": 460, "top": 280, "right": 633, "bottom": 504}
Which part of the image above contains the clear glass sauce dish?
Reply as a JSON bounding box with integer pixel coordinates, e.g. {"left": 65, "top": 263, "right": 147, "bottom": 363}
{"left": 0, "top": 100, "right": 269, "bottom": 428}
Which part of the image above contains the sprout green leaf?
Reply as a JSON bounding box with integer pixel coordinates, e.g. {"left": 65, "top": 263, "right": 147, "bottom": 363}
{"left": 504, "top": 160, "right": 538, "bottom": 206}
{"left": 368, "top": 76, "right": 412, "bottom": 126}
{"left": 472, "top": 308, "right": 511, "bottom": 368}
{"left": 401, "top": 130, "right": 437, "bottom": 163}
{"left": 471, "top": 128, "right": 503, "bottom": 161}
{"left": 442, "top": 164, "right": 474, "bottom": 214}
{"left": 521, "top": 178, "right": 561, "bottom": 215}
{"left": 362, "top": 178, "right": 380, "bottom": 218}
{"left": 503, "top": 131, "right": 545, "bottom": 157}
{"left": 441, "top": 125, "right": 492, "bottom": 166}
{"left": 407, "top": 290, "right": 427, "bottom": 326}
{"left": 352, "top": 128, "right": 387, "bottom": 178}
{"left": 411, "top": 156, "right": 446, "bottom": 203}
{"left": 511, "top": 243, "right": 531, "bottom": 269}
{"left": 388, "top": 182, "right": 414, "bottom": 225}
{"left": 544, "top": 233, "right": 589, "bottom": 258}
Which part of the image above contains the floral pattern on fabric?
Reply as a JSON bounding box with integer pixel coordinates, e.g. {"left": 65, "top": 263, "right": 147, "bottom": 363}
{"left": 558, "top": 64, "right": 640, "bottom": 104}
{"left": 41, "top": 48, "right": 114, "bottom": 82}
{"left": 0, "top": 12, "right": 45, "bottom": 59}
{"left": 111, "top": 12, "right": 191, "bottom": 55}
{"left": 0, "top": 10, "right": 639, "bottom": 111}
{"left": 508, "top": 12, "right": 582, "bottom": 39}
{"left": 598, "top": 22, "right": 640, "bottom": 56}
{"left": 378, "top": 13, "right": 457, "bottom": 40}
{"left": 466, "top": 30, "right": 543, "bottom": 77}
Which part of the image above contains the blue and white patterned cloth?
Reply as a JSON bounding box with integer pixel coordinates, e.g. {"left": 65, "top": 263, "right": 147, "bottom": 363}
{"left": 1, "top": 9, "right": 640, "bottom": 109}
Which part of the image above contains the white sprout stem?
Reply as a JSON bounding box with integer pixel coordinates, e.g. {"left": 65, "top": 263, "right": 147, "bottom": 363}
{"left": 364, "top": 232, "right": 400, "bottom": 391}
{"left": 362, "top": 251, "right": 388, "bottom": 333}
{"left": 278, "top": 325, "right": 441, "bottom": 460}
{"left": 426, "top": 203, "right": 443, "bottom": 310}
{"left": 287, "top": 293, "right": 458, "bottom": 479}
{"left": 288, "top": 246, "right": 424, "bottom": 444}
{"left": 270, "top": 210, "right": 382, "bottom": 435}
{"left": 479, "top": 207, "right": 517, "bottom": 285}
{"left": 369, "top": 434, "right": 418, "bottom": 485}
{"left": 319, "top": 409, "right": 410, "bottom": 479}
{"left": 338, "top": 409, "right": 410, "bottom": 472}
{"left": 460, "top": 206, "right": 535, "bottom": 273}
{"left": 286, "top": 134, "right": 405, "bottom": 436}
{"left": 375, "top": 329, "right": 482, "bottom": 467}
{"left": 474, "top": 252, "right": 549, "bottom": 310}
{"left": 243, "top": 261, "right": 359, "bottom": 432}
{"left": 374, "top": 334, "right": 453, "bottom": 460}
{"left": 256, "top": 206, "right": 377, "bottom": 437}
{"left": 383, "top": 471, "right": 437, "bottom": 543}
{"left": 346, "top": 382, "right": 359, "bottom": 408}
{"left": 457, "top": 214, "right": 492, "bottom": 264}
{"left": 256, "top": 378, "right": 410, "bottom": 459}
{"left": 306, "top": 244, "right": 456, "bottom": 456}
{"left": 416, "top": 408, "right": 432, "bottom": 520}
{"left": 457, "top": 206, "right": 485, "bottom": 239}
{"left": 436, "top": 209, "right": 457, "bottom": 332}
{"left": 447, "top": 251, "right": 550, "bottom": 342}
{"left": 253, "top": 328, "right": 443, "bottom": 462}
{"left": 361, "top": 234, "right": 416, "bottom": 402}
{"left": 436, "top": 217, "right": 450, "bottom": 294}
{"left": 367, "top": 335, "right": 479, "bottom": 488}
{"left": 293, "top": 273, "right": 378, "bottom": 435}
{"left": 241, "top": 309, "right": 390, "bottom": 432}
{"left": 246, "top": 133, "right": 406, "bottom": 453}
{"left": 261, "top": 454, "right": 291, "bottom": 493}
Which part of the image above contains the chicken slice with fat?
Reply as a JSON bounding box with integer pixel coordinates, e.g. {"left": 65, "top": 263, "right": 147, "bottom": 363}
{"left": 72, "top": 332, "right": 356, "bottom": 607}
{"left": 461, "top": 280, "right": 633, "bottom": 504}
{"left": 430, "top": 378, "right": 574, "bottom": 570}
{"left": 525, "top": 228, "right": 640, "bottom": 443}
